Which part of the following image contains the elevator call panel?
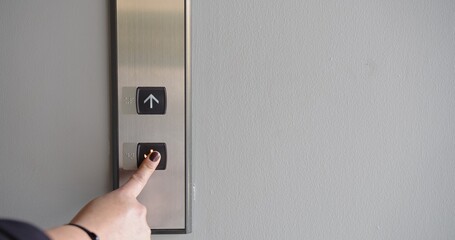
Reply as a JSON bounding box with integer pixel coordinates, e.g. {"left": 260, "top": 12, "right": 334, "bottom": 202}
{"left": 111, "top": 0, "right": 191, "bottom": 234}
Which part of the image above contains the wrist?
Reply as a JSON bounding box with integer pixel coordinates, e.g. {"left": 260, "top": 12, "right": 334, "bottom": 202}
{"left": 66, "top": 223, "right": 100, "bottom": 240}
{"left": 46, "top": 225, "right": 92, "bottom": 240}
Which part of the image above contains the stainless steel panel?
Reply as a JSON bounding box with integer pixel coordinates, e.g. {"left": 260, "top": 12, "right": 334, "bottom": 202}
{"left": 114, "top": 0, "right": 191, "bottom": 233}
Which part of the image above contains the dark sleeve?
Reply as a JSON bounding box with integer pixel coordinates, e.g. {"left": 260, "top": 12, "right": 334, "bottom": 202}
{"left": 0, "top": 219, "right": 50, "bottom": 240}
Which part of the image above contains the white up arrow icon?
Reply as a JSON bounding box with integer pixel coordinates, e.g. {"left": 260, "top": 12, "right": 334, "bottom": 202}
{"left": 144, "top": 94, "right": 159, "bottom": 109}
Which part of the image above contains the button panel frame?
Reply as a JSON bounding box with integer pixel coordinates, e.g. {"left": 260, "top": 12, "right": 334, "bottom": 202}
{"left": 111, "top": 0, "right": 191, "bottom": 234}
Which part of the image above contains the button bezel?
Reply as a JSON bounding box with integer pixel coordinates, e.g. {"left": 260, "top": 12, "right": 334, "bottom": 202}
{"left": 137, "top": 143, "right": 167, "bottom": 170}
{"left": 136, "top": 87, "right": 167, "bottom": 115}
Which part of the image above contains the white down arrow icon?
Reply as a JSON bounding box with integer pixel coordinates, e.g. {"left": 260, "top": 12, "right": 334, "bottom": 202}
{"left": 144, "top": 94, "right": 159, "bottom": 109}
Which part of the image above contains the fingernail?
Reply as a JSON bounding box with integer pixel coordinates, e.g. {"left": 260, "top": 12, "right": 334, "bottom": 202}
{"left": 150, "top": 151, "right": 160, "bottom": 162}
{"left": 143, "top": 154, "right": 148, "bottom": 159}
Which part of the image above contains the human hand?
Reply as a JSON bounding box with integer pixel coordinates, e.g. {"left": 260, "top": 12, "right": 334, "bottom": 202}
{"left": 46, "top": 150, "right": 161, "bottom": 240}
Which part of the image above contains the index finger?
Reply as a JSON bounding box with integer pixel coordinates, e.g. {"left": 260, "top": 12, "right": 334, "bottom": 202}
{"left": 121, "top": 150, "right": 161, "bottom": 198}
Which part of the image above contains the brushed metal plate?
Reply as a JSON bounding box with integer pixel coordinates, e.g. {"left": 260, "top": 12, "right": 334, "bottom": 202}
{"left": 111, "top": 0, "right": 191, "bottom": 234}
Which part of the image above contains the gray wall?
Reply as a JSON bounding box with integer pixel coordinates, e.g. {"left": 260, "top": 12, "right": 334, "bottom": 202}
{"left": 0, "top": 0, "right": 111, "bottom": 227}
{"left": 1, "top": 0, "right": 455, "bottom": 239}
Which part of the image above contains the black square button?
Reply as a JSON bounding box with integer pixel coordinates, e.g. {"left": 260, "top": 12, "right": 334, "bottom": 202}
{"left": 137, "top": 143, "right": 167, "bottom": 170}
{"left": 136, "top": 87, "right": 166, "bottom": 114}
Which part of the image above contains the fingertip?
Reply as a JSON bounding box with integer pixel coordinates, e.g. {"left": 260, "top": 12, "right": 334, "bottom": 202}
{"left": 140, "top": 151, "right": 160, "bottom": 169}
{"left": 150, "top": 151, "right": 161, "bottom": 162}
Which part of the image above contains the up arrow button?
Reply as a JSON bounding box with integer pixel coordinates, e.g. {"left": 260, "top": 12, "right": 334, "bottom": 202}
{"left": 144, "top": 93, "right": 159, "bottom": 109}
{"left": 136, "top": 87, "right": 166, "bottom": 114}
